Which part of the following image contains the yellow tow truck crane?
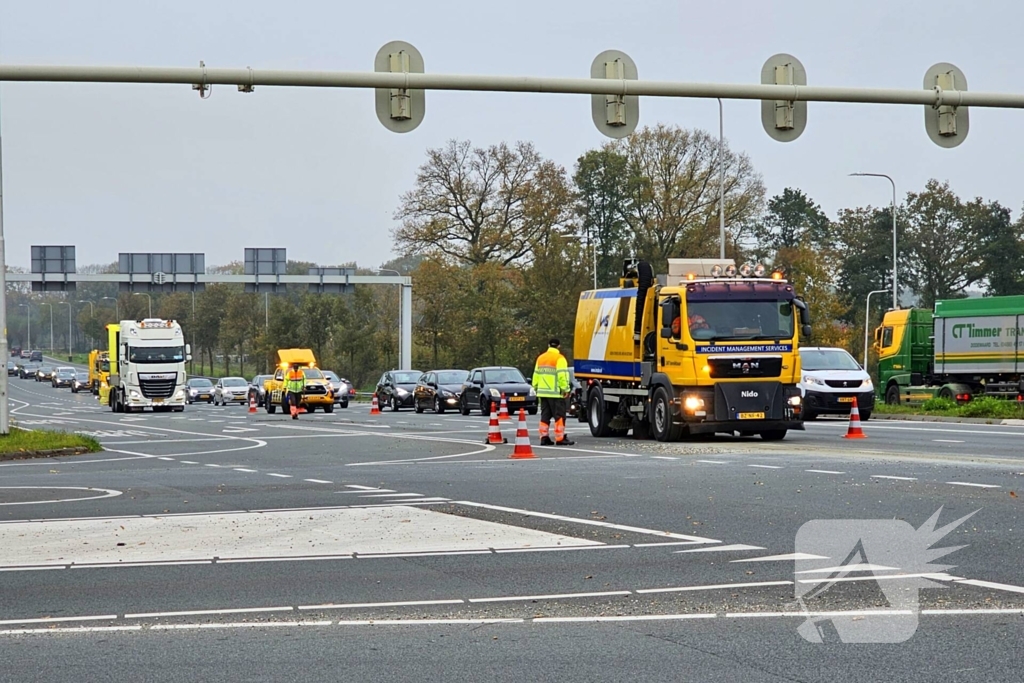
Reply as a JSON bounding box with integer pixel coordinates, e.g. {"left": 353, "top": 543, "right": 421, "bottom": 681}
{"left": 262, "top": 348, "right": 335, "bottom": 414}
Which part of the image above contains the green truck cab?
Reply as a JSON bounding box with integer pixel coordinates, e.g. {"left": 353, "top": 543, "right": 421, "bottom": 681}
{"left": 876, "top": 296, "right": 1024, "bottom": 405}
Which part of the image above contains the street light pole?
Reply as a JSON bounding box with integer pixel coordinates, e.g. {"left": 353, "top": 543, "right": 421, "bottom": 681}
{"left": 864, "top": 289, "right": 891, "bottom": 369}
{"left": 850, "top": 173, "right": 898, "bottom": 309}
{"left": 60, "top": 301, "right": 72, "bottom": 361}
{"left": 718, "top": 97, "right": 726, "bottom": 260}
{"left": 133, "top": 292, "right": 152, "bottom": 318}
{"left": 101, "top": 296, "right": 119, "bottom": 321}
{"left": 39, "top": 302, "right": 53, "bottom": 352}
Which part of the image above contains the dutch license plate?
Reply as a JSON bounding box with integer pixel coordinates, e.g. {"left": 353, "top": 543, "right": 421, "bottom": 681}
{"left": 153, "top": 397, "right": 164, "bottom": 403}
{"left": 738, "top": 412, "right": 765, "bottom": 420}
{"left": 199, "top": 394, "right": 210, "bottom": 399}
{"left": 510, "top": 396, "right": 525, "bottom": 402}
{"left": 837, "top": 397, "right": 855, "bottom": 403}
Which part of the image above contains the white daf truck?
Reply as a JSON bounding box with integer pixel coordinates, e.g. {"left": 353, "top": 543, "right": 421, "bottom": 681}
{"left": 107, "top": 319, "right": 191, "bottom": 413}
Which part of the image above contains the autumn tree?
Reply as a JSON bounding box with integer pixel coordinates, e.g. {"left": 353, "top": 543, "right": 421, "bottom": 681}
{"left": 394, "top": 140, "right": 573, "bottom": 267}
{"left": 573, "top": 149, "right": 633, "bottom": 286}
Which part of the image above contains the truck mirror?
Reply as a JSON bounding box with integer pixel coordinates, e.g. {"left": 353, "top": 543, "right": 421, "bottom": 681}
{"left": 660, "top": 327, "right": 673, "bottom": 339}
{"left": 185, "top": 343, "right": 191, "bottom": 355}
{"left": 801, "top": 324, "right": 812, "bottom": 338}
{"left": 186, "top": 354, "right": 193, "bottom": 362}
{"left": 910, "top": 372, "right": 923, "bottom": 386}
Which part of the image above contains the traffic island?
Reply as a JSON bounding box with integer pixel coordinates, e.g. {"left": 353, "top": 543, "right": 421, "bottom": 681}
{"left": 0, "top": 428, "right": 102, "bottom": 461}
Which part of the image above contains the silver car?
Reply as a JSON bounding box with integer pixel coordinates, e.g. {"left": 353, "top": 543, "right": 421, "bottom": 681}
{"left": 321, "top": 370, "right": 351, "bottom": 409}
{"left": 214, "top": 377, "right": 251, "bottom": 406}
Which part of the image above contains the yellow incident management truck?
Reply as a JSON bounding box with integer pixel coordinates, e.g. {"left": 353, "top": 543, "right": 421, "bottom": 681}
{"left": 573, "top": 259, "right": 811, "bottom": 442}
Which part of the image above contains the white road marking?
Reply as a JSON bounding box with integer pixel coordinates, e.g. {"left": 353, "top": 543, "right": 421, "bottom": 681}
{"left": 954, "top": 578, "right": 1024, "bottom": 594}
{"left": 335, "top": 618, "right": 524, "bottom": 626}
{"left": 234, "top": 468, "right": 258, "bottom": 473}
{"left": 0, "top": 615, "right": 117, "bottom": 626}
{"left": 696, "top": 460, "right": 727, "bottom": 465}
{"left": 299, "top": 599, "right": 463, "bottom": 610}
{"left": 151, "top": 621, "right": 330, "bottom": 630}
{"left": 933, "top": 439, "right": 965, "bottom": 443}
{"left": 267, "top": 473, "right": 292, "bottom": 478}
{"left": 455, "top": 501, "right": 720, "bottom": 544}
{"left": 732, "top": 553, "right": 830, "bottom": 562}
{"left": 947, "top": 482, "right": 1001, "bottom": 489}
{"left": 798, "top": 572, "right": 953, "bottom": 584}
{"left": 468, "top": 591, "right": 631, "bottom": 604}
{"left": 494, "top": 545, "right": 629, "bottom": 554}
{"left": 921, "top": 608, "right": 1024, "bottom": 615}
{"left": 0, "top": 486, "right": 123, "bottom": 507}
{"left": 304, "top": 479, "right": 333, "bottom": 484}
{"left": 345, "top": 484, "right": 380, "bottom": 490}
{"left": 871, "top": 475, "right": 917, "bottom": 481}
{"left": 157, "top": 457, "right": 176, "bottom": 461}
{"left": 535, "top": 614, "right": 715, "bottom": 623}
{"left": 675, "top": 544, "right": 766, "bottom": 554}
{"left": 0, "top": 626, "right": 142, "bottom": 635}
{"left": 749, "top": 464, "right": 783, "bottom": 469}
{"left": 126, "top": 606, "right": 293, "bottom": 618}
{"left": 180, "top": 461, "right": 199, "bottom": 465}
{"left": 651, "top": 456, "right": 678, "bottom": 461}
{"left": 359, "top": 493, "right": 423, "bottom": 498}
{"left": 636, "top": 580, "right": 792, "bottom": 594}
{"left": 805, "top": 469, "right": 845, "bottom": 474}
{"left": 795, "top": 563, "right": 898, "bottom": 574}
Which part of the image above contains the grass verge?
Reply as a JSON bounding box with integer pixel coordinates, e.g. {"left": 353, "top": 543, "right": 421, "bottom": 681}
{"left": 874, "top": 396, "right": 1024, "bottom": 420}
{"left": 0, "top": 427, "right": 102, "bottom": 456}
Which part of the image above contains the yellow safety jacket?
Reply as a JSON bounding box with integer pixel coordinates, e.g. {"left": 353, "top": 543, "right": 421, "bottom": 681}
{"left": 532, "top": 348, "right": 569, "bottom": 399}
{"left": 286, "top": 369, "right": 305, "bottom": 393}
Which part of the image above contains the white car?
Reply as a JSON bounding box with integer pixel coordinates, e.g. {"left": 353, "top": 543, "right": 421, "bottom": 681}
{"left": 798, "top": 347, "right": 875, "bottom": 421}
{"left": 213, "top": 377, "right": 251, "bottom": 406}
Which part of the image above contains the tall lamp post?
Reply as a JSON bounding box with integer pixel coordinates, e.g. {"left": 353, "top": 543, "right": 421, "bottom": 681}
{"left": 863, "top": 289, "right": 891, "bottom": 370}
{"left": 39, "top": 302, "right": 53, "bottom": 353}
{"left": 850, "top": 173, "right": 898, "bottom": 309}
{"left": 101, "top": 296, "right": 119, "bottom": 321}
{"left": 133, "top": 292, "right": 152, "bottom": 318}
{"left": 718, "top": 98, "right": 726, "bottom": 259}
{"left": 59, "top": 301, "right": 72, "bottom": 361}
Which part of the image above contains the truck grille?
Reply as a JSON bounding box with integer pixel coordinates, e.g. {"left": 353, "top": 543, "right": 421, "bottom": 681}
{"left": 304, "top": 384, "right": 328, "bottom": 395}
{"left": 140, "top": 377, "right": 176, "bottom": 399}
{"left": 707, "top": 356, "right": 782, "bottom": 379}
{"left": 824, "top": 379, "right": 861, "bottom": 389}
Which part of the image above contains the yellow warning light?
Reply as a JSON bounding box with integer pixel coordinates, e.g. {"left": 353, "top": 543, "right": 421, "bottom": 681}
{"left": 771, "top": 271, "right": 784, "bottom": 281}
{"left": 686, "top": 272, "right": 696, "bottom": 281}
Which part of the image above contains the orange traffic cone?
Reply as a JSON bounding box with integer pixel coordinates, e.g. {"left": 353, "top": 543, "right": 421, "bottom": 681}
{"left": 485, "top": 403, "right": 507, "bottom": 444}
{"left": 499, "top": 394, "right": 511, "bottom": 421}
{"left": 248, "top": 392, "right": 257, "bottom": 414}
{"left": 370, "top": 393, "right": 381, "bottom": 415}
{"left": 843, "top": 396, "right": 866, "bottom": 439}
{"left": 510, "top": 408, "right": 536, "bottom": 459}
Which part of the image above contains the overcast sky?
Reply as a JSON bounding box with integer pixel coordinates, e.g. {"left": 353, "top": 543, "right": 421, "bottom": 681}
{"left": 1, "top": 0, "right": 1021, "bottom": 270}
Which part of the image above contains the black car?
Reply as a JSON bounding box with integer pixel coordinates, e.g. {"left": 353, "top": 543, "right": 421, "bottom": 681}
{"left": 460, "top": 366, "right": 538, "bottom": 416}
{"left": 71, "top": 371, "right": 91, "bottom": 393}
{"left": 6, "top": 360, "right": 17, "bottom": 376}
{"left": 250, "top": 374, "right": 273, "bottom": 407}
{"left": 52, "top": 367, "right": 76, "bottom": 388}
{"left": 29, "top": 350, "right": 43, "bottom": 362}
{"left": 375, "top": 370, "right": 422, "bottom": 411}
{"left": 186, "top": 377, "right": 215, "bottom": 404}
{"left": 18, "top": 361, "right": 40, "bottom": 379}
{"left": 414, "top": 369, "right": 470, "bottom": 414}
{"left": 35, "top": 365, "right": 55, "bottom": 382}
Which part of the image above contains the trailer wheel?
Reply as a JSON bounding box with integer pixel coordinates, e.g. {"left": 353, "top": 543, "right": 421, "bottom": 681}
{"left": 885, "top": 384, "right": 901, "bottom": 405}
{"left": 760, "top": 429, "right": 788, "bottom": 441}
{"left": 651, "top": 387, "right": 685, "bottom": 442}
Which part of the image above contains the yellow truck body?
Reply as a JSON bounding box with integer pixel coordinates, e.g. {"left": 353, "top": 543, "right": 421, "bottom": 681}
{"left": 573, "top": 259, "right": 809, "bottom": 441}
{"left": 87, "top": 349, "right": 110, "bottom": 395}
{"left": 262, "top": 348, "right": 335, "bottom": 413}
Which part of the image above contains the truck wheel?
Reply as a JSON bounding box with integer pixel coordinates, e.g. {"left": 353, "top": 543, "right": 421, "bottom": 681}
{"left": 306, "top": 405, "right": 316, "bottom": 413}
{"left": 631, "top": 417, "right": 651, "bottom": 440}
{"left": 587, "top": 389, "right": 613, "bottom": 437}
{"left": 760, "top": 429, "right": 788, "bottom": 441}
{"left": 324, "top": 404, "right": 334, "bottom": 414}
{"left": 885, "top": 384, "right": 901, "bottom": 405}
{"left": 266, "top": 399, "right": 276, "bottom": 414}
{"left": 651, "top": 387, "right": 685, "bottom": 442}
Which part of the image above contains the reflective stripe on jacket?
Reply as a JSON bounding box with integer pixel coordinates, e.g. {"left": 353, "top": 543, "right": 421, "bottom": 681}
{"left": 532, "top": 348, "right": 569, "bottom": 398}
{"left": 286, "top": 370, "right": 305, "bottom": 393}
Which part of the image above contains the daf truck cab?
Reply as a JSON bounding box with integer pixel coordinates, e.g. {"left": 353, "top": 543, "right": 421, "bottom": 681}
{"left": 574, "top": 259, "right": 810, "bottom": 442}
{"left": 107, "top": 319, "right": 191, "bottom": 413}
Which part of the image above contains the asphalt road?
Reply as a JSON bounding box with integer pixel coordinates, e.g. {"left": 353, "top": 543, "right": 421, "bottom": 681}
{"left": 2, "top": 371, "right": 1023, "bottom": 682}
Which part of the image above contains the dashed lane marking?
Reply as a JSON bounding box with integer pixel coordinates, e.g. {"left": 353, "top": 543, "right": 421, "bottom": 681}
{"left": 947, "top": 482, "right": 1001, "bottom": 489}
{"left": 872, "top": 475, "right": 917, "bottom": 481}
{"left": 805, "top": 469, "right": 845, "bottom": 475}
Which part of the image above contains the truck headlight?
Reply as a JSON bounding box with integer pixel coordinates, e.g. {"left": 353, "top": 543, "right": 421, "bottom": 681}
{"left": 129, "top": 390, "right": 141, "bottom": 399}
{"left": 175, "top": 389, "right": 185, "bottom": 398}
{"left": 802, "top": 375, "right": 826, "bottom": 386}
{"left": 788, "top": 395, "right": 802, "bottom": 406}
{"left": 489, "top": 388, "right": 501, "bottom": 398}
{"left": 683, "top": 396, "right": 704, "bottom": 411}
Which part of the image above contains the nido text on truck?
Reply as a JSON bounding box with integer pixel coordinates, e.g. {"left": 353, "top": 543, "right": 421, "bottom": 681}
{"left": 574, "top": 259, "right": 811, "bottom": 442}
{"left": 876, "top": 295, "right": 1024, "bottom": 404}
{"left": 107, "top": 319, "right": 190, "bottom": 413}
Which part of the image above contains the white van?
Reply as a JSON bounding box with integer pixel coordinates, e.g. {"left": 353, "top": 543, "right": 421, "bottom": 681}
{"left": 798, "top": 347, "right": 875, "bottom": 421}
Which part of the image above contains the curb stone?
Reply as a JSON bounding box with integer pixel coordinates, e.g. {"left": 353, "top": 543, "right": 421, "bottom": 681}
{"left": 0, "top": 446, "right": 97, "bottom": 462}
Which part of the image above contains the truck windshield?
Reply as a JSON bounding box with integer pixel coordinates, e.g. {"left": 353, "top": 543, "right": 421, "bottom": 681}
{"left": 302, "top": 369, "right": 324, "bottom": 379}
{"left": 98, "top": 360, "right": 110, "bottom": 372}
{"left": 686, "top": 300, "right": 795, "bottom": 341}
{"left": 129, "top": 346, "right": 185, "bottom": 363}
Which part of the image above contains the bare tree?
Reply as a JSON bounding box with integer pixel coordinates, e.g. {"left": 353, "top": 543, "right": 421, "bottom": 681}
{"left": 394, "top": 140, "right": 573, "bottom": 266}
{"left": 611, "top": 124, "right": 764, "bottom": 270}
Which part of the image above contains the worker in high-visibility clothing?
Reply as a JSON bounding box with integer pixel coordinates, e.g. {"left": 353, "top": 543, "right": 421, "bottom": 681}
{"left": 284, "top": 364, "right": 306, "bottom": 420}
{"left": 531, "top": 338, "right": 575, "bottom": 446}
